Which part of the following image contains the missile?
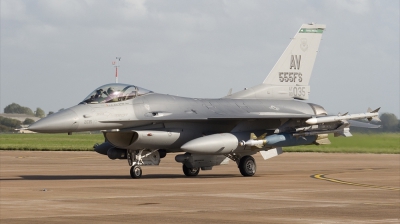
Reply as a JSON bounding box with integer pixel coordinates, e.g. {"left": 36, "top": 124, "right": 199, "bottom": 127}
{"left": 241, "top": 133, "right": 267, "bottom": 148}
{"left": 244, "top": 139, "right": 266, "bottom": 147}
{"left": 306, "top": 108, "right": 380, "bottom": 125}
{"left": 265, "top": 134, "right": 316, "bottom": 147}
{"left": 243, "top": 133, "right": 318, "bottom": 148}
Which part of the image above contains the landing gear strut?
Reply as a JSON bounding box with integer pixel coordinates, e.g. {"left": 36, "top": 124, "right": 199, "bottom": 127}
{"left": 182, "top": 164, "right": 200, "bottom": 177}
{"left": 127, "top": 149, "right": 160, "bottom": 179}
{"left": 238, "top": 155, "right": 256, "bottom": 176}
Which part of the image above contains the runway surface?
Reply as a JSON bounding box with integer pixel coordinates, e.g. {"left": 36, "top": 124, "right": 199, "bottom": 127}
{"left": 1, "top": 151, "right": 399, "bottom": 223}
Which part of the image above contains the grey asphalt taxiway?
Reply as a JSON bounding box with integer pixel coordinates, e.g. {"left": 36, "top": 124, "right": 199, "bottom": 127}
{"left": 1, "top": 151, "right": 399, "bottom": 223}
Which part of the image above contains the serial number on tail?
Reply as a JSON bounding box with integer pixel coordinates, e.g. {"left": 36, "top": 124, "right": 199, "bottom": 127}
{"left": 279, "top": 72, "right": 302, "bottom": 82}
{"left": 289, "top": 86, "right": 306, "bottom": 97}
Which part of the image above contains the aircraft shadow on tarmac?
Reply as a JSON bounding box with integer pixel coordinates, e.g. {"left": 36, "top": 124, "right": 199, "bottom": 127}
{"left": 2, "top": 174, "right": 241, "bottom": 181}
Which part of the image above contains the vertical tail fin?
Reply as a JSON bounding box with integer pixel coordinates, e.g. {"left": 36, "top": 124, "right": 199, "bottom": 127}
{"left": 226, "top": 23, "right": 326, "bottom": 100}
{"left": 263, "top": 23, "right": 326, "bottom": 86}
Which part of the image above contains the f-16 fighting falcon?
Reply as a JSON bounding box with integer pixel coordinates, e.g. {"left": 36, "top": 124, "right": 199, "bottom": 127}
{"left": 29, "top": 23, "right": 380, "bottom": 179}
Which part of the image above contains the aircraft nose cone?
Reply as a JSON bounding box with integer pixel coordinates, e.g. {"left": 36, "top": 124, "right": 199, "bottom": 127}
{"left": 28, "top": 109, "right": 79, "bottom": 133}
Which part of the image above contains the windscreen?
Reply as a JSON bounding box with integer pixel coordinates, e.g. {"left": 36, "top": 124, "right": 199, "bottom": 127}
{"left": 81, "top": 83, "right": 153, "bottom": 104}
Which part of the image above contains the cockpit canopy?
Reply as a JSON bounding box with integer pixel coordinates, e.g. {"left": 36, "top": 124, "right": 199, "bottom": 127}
{"left": 80, "top": 83, "right": 153, "bottom": 104}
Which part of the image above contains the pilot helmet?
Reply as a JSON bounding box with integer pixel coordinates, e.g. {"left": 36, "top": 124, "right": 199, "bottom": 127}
{"left": 107, "top": 87, "right": 115, "bottom": 95}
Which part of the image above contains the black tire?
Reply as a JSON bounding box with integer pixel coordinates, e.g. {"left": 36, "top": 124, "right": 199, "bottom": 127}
{"left": 130, "top": 165, "right": 142, "bottom": 179}
{"left": 239, "top": 156, "right": 256, "bottom": 177}
{"left": 182, "top": 164, "right": 200, "bottom": 177}
{"left": 159, "top": 149, "right": 167, "bottom": 158}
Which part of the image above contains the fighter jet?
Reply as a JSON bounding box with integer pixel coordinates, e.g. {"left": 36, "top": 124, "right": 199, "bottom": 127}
{"left": 29, "top": 23, "right": 380, "bottom": 179}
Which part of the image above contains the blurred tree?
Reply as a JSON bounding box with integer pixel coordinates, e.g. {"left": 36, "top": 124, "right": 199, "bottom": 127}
{"left": 23, "top": 118, "right": 35, "bottom": 125}
{"left": 47, "top": 111, "right": 54, "bottom": 116}
{"left": 0, "top": 116, "right": 22, "bottom": 128}
{"left": 4, "top": 103, "right": 34, "bottom": 115}
{"left": 0, "top": 124, "right": 13, "bottom": 132}
{"left": 380, "top": 113, "right": 399, "bottom": 132}
{"left": 35, "top": 107, "right": 45, "bottom": 118}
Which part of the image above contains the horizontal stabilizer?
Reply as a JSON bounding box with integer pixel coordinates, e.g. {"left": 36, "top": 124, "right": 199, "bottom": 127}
{"left": 348, "top": 120, "right": 381, "bottom": 128}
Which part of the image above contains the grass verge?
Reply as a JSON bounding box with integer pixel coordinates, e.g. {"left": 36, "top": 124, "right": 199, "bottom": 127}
{"left": 284, "top": 133, "right": 399, "bottom": 154}
{"left": 0, "top": 133, "right": 103, "bottom": 151}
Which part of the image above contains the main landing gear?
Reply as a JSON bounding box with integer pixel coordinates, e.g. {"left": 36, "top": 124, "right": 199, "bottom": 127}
{"left": 182, "top": 164, "right": 200, "bottom": 177}
{"left": 238, "top": 155, "right": 256, "bottom": 177}
{"left": 225, "top": 154, "right": 257, "bottom": 177}
{"left": 126, "top": 150, "right": 257, "bottom": 178}
{"left": 176, "top": 153, "right": 256, "bottom": 177}
{"left": 179, "top": 155, "right": 256, "bottom": 177}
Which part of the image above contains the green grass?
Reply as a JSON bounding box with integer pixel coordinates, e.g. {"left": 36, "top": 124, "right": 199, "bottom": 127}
{"left": 0, "top": 133, "right": 398, "bottom": 153}
{"left": 284, "top": 133, "right": 399, "bottom": 154}
{"left": 0, "top": 133, "right": 104, "bottom": 151}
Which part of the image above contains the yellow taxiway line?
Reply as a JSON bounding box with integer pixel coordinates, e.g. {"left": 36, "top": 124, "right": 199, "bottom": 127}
{"left": 311, "top": 174, "right": 400, "bottom": 191}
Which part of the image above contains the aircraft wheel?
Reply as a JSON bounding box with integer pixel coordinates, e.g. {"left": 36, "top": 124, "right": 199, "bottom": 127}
{"left": 130, "top": 165, "right": 142, "bottom": 179}
{"left": 239, "top": 155, "right": 256, "bottom": 177}
{"left": 182, "top": 164, "right": 200, "bottom": 177}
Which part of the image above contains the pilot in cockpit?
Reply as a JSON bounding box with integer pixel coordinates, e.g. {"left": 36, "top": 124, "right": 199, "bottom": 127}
{"left": 107, "top": 87, "right": 115, "bottom": 96}
{"left": 80, "top": 84, "right": 153, "bottom": 105}
{"left": 95, "top": 89, "right": 104, "bottom": 98}
{"left": 103, "top": 87, "right": 121, "bottom": 102}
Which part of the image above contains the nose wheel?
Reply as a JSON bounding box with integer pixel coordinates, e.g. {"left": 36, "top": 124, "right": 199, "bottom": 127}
{"left": 127, "top": 149, "right": 161, "bottom": 179}
{"left": 130, "top": 165, "right": 142, "bottom": 179}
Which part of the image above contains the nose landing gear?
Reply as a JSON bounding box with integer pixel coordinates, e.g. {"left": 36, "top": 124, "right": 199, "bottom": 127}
{"left": 127, "top": 149, "right": 160, "bottom": 179}
{"left": 130, "top": 165, "right": 142, "bottom": 178}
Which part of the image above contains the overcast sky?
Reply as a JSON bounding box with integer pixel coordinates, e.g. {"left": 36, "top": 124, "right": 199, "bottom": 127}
{"left": 1, "top": 0, "right": 399, "bottom": 117}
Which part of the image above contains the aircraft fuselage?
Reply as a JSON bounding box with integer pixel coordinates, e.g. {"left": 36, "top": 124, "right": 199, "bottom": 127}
{"left": 29, "top": 93, "right": 316, "bottom": 134}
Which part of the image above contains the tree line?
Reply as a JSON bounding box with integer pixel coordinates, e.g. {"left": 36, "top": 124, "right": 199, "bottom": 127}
{"left": 1, "top": 103, "right": 59, "bottom": 132}
{"left": 4, "top": 103, "right": 47, "bottom": 118}
{"left": 0, "top": 116, "right": 36, "bottom": 132}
